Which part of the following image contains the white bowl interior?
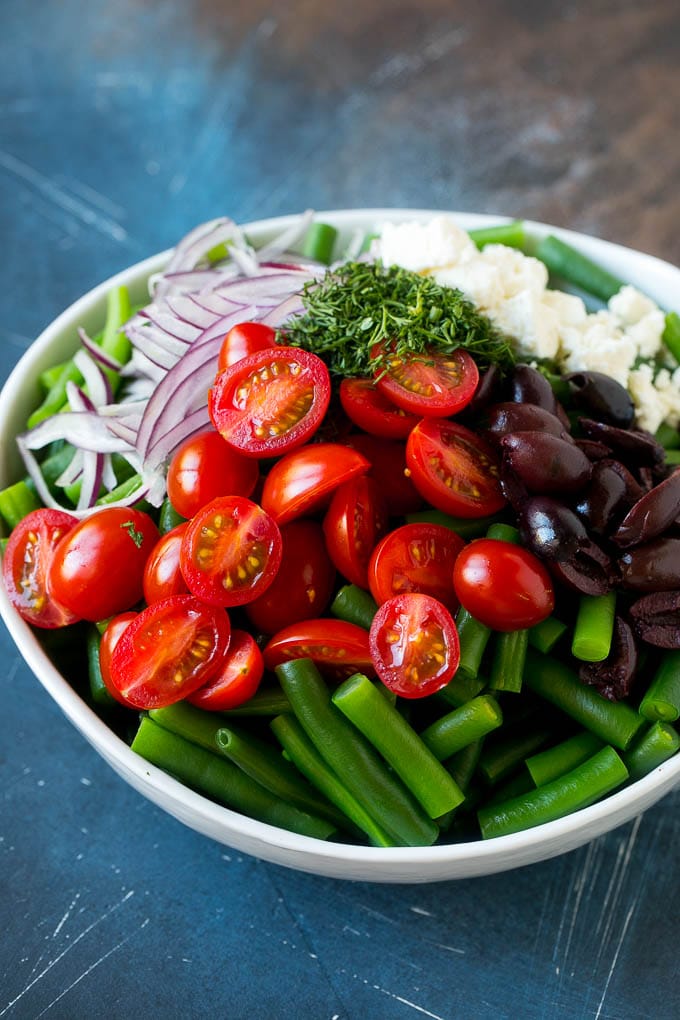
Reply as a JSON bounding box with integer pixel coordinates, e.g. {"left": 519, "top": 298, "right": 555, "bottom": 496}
{"left": 2, "top": 209, "right": 680, "bottom": 882}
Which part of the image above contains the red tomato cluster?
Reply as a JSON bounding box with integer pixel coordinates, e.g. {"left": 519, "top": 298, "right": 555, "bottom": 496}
{"left": 3, "top": 321, "right": 557, "bottom": 710}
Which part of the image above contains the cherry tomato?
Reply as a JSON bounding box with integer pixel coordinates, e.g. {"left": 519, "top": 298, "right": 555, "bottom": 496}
{"left": 453, "top": 538, "right": 555, "bottom": 631}
{"left": 245, "top": 520, "right": 335, "bottom": 634}
{"left": 260, "top": 443, "right": 370, "bottom": 526}
{"left": 374, "top": 345, "right": 479, "bottom": 417}
{"left": 47, "top": 507, "right": 159, "bottom": 622}
{"left": 406, "top": 418, "right": 506, "bottom": 518}
{"left": 209, "top": 346, "right": 331, "bottom": 457}
{"left": 369, "top": 593, "right": 460, "bottom": 698}
{"left": 143, "top": 524, "right": 189, "bottom": 604}
{"left": 108, "top": 594, "right": 231, "bottom": 709}
{"left": 99, "top": 611, "right": 138, "bottom": 703}
{"left": 188, "top": 629, "right": 263, "bottom": 710}
{"left": 166, "top": 431, "right": 259, "bottom": 519}
{"left": 180, "top": 496, "right": 282, "bottom": 607}
{"left": 262, "top": 618, "right": 375, "bottom": 680}
{"left": 2, "top": 509, "right": 79, "bottom": 628}
{"left": 217, "top": 321, "right": 276, "bottom": 372}
{"left": 341, "top": 433, "right": 424, "bottom": 516}
{"left": 368, "top": 522, "right": 464, "bottom": 614}
{"left": 323, "top": 475, "right": 388, "bottom": 589}
{"left": 339, "top": 378, "right": 420, "bottom": 439}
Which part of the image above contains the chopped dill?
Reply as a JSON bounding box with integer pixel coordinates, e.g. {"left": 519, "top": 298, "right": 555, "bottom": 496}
{"left": 282, "top": 261, "right": 515, "bottom": 378}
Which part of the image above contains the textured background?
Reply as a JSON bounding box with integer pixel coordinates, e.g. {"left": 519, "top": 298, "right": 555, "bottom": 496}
{"left": 2, "top": 2, "right": 679, "bottom": 1017}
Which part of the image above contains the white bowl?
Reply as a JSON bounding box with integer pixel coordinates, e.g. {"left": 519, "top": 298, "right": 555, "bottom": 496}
{"left": 2, "top": 209, "right": 679, "bottom": 882}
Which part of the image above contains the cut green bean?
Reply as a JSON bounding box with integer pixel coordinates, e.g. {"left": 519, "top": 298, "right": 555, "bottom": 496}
{"left": 468, "top": 220, "right": 526, "bottom": 250}
{"left": 220, "top": 688, "right": 291, "bottom": 717}
{"left": 484, "top": 770, "right": 536, "bottom": 807}
{"left": 300, "top": 222, "right": 338, "bottom": 265}
{"left": 439, "top": 669, "right": 486, "bottom": 708}
{"left": 39, "top": 360, "right": 70, "bottom": 392}
{"left": 95, "top": 473, "right": 145, "bottom": 506}
{"left": 571, "top": 592, "right": 616, "bottom": 662}
{"left": 526, "top": 730, "right": 604, "bottom": 787}
{"left": 276, "top": 658, "right": 438, "bottom": 846}
{"left": 270, "top": 714, "right": 395, "bottom": 847}
{"left": 478, "top": 746, "right": 629, "bottom": 839}
{"left": 654, "top": 421, "right": 680, "bottom": 451}
{"left": 639, "top": 651, "right": 680, "bottom": 722}
{"left": 663, "top": 311, "right": 680, "bottom": 363}
{"left": 485, "top": 522, "right": 520, "bottom": 544}
{"left": 28, "top": 362, "right": 84, "bottom": 428}
{"left": 405, "top": 509, "right": 502, "bottom": 540}
{"left": 664, "top": 449, "right": 680, "bottom": 466}
{"left": 524, "top": 649, "right": 644, "bottom": 749}
{"left": 445, "top": 739, "right": 484, "bottom": 794}
{"left": 529, "top": 616, "right": 568, "bottom": 654}
{"left": 535, "top": 235, "right": 625, "bottom": 302}
{"left": 0, "top": 479, "right": 41, "bottom": 530}
{"left": 214, "top": 726, "right": 347, "bottom": 829}
{"left": 132, "top": 717, "right": 336, "bottom": 840}
{"left": 99, "top": 285, "right": 132, "bottom": 385}
{"left": 623, "top": 722, "right": 680, "bottom": 782}
{"left": 86, "top": 626, "right": 117, "bottom": 708}
{"left": 332, "top": 673, "right": 464, "bottom": 818}
{"left": 150, "top": 701, "right": 233, "bottom": 752}
{"left": 478, "top": 722, "right": 554, "bottom": 786}
{"left": 456, "top": 608, "right": 492, "bottom": 680}
{"left": 330, "top": 585, "right": 378, "bottom": 631}
{"left": 490, "top": 629, "right": 528, "bottom": 694}
{"left": 158, "top": 498, "right": 187, "bottom": 534}
{"left": 420, "top": 695, "right": 503, "bottom": 762}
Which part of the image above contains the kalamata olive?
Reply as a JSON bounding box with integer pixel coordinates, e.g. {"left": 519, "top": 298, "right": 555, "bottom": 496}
{"left": 574, "top": 460, "right": 636, "bottom": 536}
{"left": 579, "top": 419, "right": 665, "bottom": 467}
{"left": 518, "top": 497, "right": 588, "bottom": 561}
{"left": 500, "top": 431, "right": 592, "bottom": 494}
{"left": 463, "top": 364, "right": 502, "bottom": 417}
{"left": 486, "top": 402, "right": 571, "bottom": 442}
{"left": 579, "top": 617, "right": 638, "bottom": 701}
{"left": 510, "top": 364, "right": 570, "bottom": 427}
{"left": 549, "top": 538, "right": 615, "bottom": 596}
{"left": 613, "top": 470, "right": 680, "bottom": 548}
{"left": 619, "top": 537, "right": 680, "bottom": 592}
{"left": 566, "top": 371, "right": 635, "bottom": 429}
{"left": 629, "top": 590, "right": 680, "bottom": 648}
{"left": 574, "top": 439, "right": 612, "bottom": 462}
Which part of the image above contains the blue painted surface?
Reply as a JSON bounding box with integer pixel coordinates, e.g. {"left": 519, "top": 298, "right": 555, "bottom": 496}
{"left": 2, "top": 2, "right": 680, "bottom": 1017}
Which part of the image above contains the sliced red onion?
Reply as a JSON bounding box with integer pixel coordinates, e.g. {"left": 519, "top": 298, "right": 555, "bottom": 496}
{"left": 262, "top": 294, "right": 306, "bottom": 328}
{"left": 55, "top": 447, "right": 84, "bottom": 488}
{"left": 73, "top": 349, "right": 112, "bottom": 407}
{"left": 257, "top": 209, "right": 314, "bottom": 259}
{"left": 162, "top": 218, "right": 244, "bottom": 275}
{"left": 75, "top": 450, "right": 105, "bottom": 511}
{"left": 77, "top": 328, "right": 123, "bottom": 373}
{"left": 138, "top": 307, "right": 201, "bottom": 343}
{"left": 21, "top": 412, "right": 135, "bottom": 455}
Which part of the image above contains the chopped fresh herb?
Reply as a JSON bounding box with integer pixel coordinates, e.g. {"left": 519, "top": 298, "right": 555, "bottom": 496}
{"left": 282, "top": 261, "right": 515, "bottom": 378}
{"left": 121, "top": 519, "right": 145, "bottom": 548}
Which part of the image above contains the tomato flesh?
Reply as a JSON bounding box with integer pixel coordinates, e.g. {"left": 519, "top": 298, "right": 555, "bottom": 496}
{"left": 368, "top": 522, "right": 464, "bottom": 613}
{"left": 180, "top": 496, "right": 282, "bottom": 607}
{"left": 143, "top": 524, "right": 189, "bottom": 604}
{"left": 406, "top": 418, "right": 506, "bottom": 518}
{"left": 99, "top": 611, "right": 138, "bottom": 704}
{"left": 339, "top": 378, "right": 420, "bottom": 439}
{"left": 2, "top": 509, "right": 79, "bottom": 628}
{"left": 369, "top": 593, "right": 460, "bottom": 698}
{"left": 342, "top": 433, "right": 424, "bottom": 516}
{"left": 323, "top": 475, "right": 388, "bottom": 589}
{"left": 209, "top": 346, "right": 331, "bottom": 457}
{"left": 217, "top": 321, "right": 276, "bottom": 372}
{"left": 453, "top": 538, "right": 555, "bottom": 631}
{"left": 261, "top": 443, "right": 370, "bottom": 525}
{"left": 109, "top": 594, "right": 231, "bottom": 709}
{"left": 263, "top": 618, "right": 374, "bottom": 679}
{"left": 188, "top": 629, "right": 263, "bottom": 710}
{"left": 167, "top": 430, "right": 259, "bottom": 519}
{"left": 375, "top": 346, "right": 479, "bottom": 417}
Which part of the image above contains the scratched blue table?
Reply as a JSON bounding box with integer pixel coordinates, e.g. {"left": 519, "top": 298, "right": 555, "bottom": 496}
{"left": 3, "top": 2, "right": 680, "bottom": 1017}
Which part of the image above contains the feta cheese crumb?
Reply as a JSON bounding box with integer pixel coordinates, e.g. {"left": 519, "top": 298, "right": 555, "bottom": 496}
{"left": 379, "top": 216, "right": 476, "bottom": 274}
{"left": 609, "top": 285, "right": 659, "bottom": 327}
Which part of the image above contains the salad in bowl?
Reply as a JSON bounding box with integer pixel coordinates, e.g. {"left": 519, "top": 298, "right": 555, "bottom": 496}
{"left": 1, "top": 209, "right": 679, "bottom": 881}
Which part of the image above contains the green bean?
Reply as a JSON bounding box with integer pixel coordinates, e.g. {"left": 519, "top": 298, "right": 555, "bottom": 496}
{"left": 478, "top": 746, "right": 629, "bottom": 838}
{"left": 524, "top": 649, "right": 644, "bottom": 749}
{"left": 485, "top": 522, "right": 520, "bottom": 544}
{"left": 663, "top": 311, "right": 680, "bottom": 363}
{"left": 535, "top": 235, "right": 624, "bottom": 302}
{"left": 528, "top": 616, "right": 568, "bottom": 654}
{"left": 571, "top": 592, "right": 616, "bottom": 662}
{"left": 445, "top": 739, "right": 484, "bottom": 794}
{"left": 332, "top": 673, "right": 464, "bottom": 818}
{"left": 664, "top": 449, "right": 680, "bottom": 466}
{"left": 405, "top": 509, "right": 502, "bottom": 539}
{"left": 654, "top": 421, "right": 680, "bottom": 451}
{"left": 276, "top": 658, "right": 438, "bottom": 846}
{"left": 456, "top": 607, "right": 492, "bottom": 680}
{"left": 149, "top": 702, "right": 232, "bottom": 752}
{"left": 526, "top": 731, "right": 603, "bottom": 787}
{"left": 300, "top": 222, "right": 338, "bottom": 265}
{"left": 214, "top": 725, "right": 347, "bottom": 829}
{"left": 330, "top": 584, "right": 378, "bottom": 630}
{"left": 158, "top": 498, "right": 187, "bottom": 534}
{"left": 439, "top": 670, "right": 486, "bottom": 708}
{"left": 478, "top": 721, "right": 554, "bottom": 786}
{"left": 95, "top": 473, "right": 145, "bottom": 506}
{"left": 220, "top": 688, "right": 291, "bottom": 717}
{"left": 0, "top": 480, "right": 41, "bottom": 530}
{"left": 86, "top": 626, "right": 117, "bottom": 708}
{"left": 28, "top": 362, "right": 84, "bottom": 428}
{"left": 420, "top": 695, "right": 503, "bottom": 761}
{"left": 39, "top": 360, "right": 70, "bottom": 392}
{"left": 468, "top": 220, "right": 526, "bottom": 250}
{"left": 639, "top": 651, "right": 680, "bottom": 722}
{"left": 623, "top": 722, "right": 680, "bottom": 782}
{"left": 270, "top": 714, "right": 395, "bottom": 847}
{"left": 484, "top": 770, "right": 536, "bottom": 807}
{"left": 490, "top": 629, "right": 528, "bottom": 694}
{"left": 132, "top": 717, "right": 336, "bottom": 840}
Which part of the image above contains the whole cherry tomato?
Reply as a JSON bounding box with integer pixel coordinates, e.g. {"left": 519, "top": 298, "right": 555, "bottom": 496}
{"left": 142, "top": 524, "right": 190, "bottom": 604}
{"left": 166, "top": 431, "right": 258, "bottom": 519}
{"left": 453, "top": 538, "right": 555, "bottom": 631}
{"left": 188, "top": 629, "right": 264, "bottom": 710}
{"left": 217, "top": 321, "right": 276, "bottom": 372}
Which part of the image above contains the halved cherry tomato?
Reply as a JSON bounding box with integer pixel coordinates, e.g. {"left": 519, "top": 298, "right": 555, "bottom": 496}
{"left": 2, "top": 509, "right": 79, "bottom": 628}
{"left": 245, "top": 520, "right": 335, "bottom": 634}
{"left": 47, "top": 507, "right": 159, "bottom": 622}
{"left": 188, "top": 629, "right": 263, "bottom": 710}
{"left": 342, "top": 434, "right": 424, "bottom": 515}
{"left": 374, "top": 345, "right": 479, "bottom": 417}
{"left": 108, "top": 594, "right": 231, "bottom": 709}
{"left": 323, "top": 475, "right": 388, "bottom": 589}
{"left": 406, "top": 418, "right": 506, "bottom": 518}
{"left": 369, "top": 593, "right": 460, "bottom": 698}
{"left": 368, "top": 522, "right": 464, "bottom": 613}
{"left": 339, "top": 378, "right": 420, "bottom": 439}
{"left": 180, "top": 496, "right": 282, "bottom": 607}
{"left": 143, "top": 524, "right": 189, "bottom": 604}
{"left": 453, "top": 538, "right": 555, "bottom": 631}
{"left": 262, "top": 618, "right": 375, "bottom": 680}
{"left": 217, "top": 321, "right": 276, "bottom": 372}
{"left": 99, "top": 611, "right": 138, "bottom": 703}
{"left": 209, "top": 346, "right": 331, "bottom": 457}
{"left": 166, "top": 431, "right": 259, "bottom": 519}
{"left": 260, "top": 443, "right": 370, "bottom": 525}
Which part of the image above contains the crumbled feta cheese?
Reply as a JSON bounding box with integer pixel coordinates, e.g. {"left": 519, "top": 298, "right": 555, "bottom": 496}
{"left": 490, "top": 289, "right": 561, "bottom": 361}
{"left": 432, "top": 261, "right": 505, "bottom": 312}
{"left": 541, "top": 290, "right": 588, "bottom": 328}
{"left": 609, "top": 285, "right": 659, "bottom": 327}
{"left": 628, "top": 364, "right": 665, "bottom": 434}
{"left": 559, "top": 317, "right": 637, "bottom": 388}
{"left": 480, "top": 244, "right": 549, "bottom": 298}
{"left": 625, "top": 310, "right": 666, "bottom": 360}
{"left": 379, "top": 216, "right": 477, "bottom": 274}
